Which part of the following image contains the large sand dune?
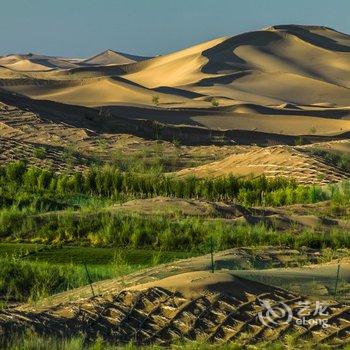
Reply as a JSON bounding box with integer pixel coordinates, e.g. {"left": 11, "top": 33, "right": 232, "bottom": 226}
{"left": 1, "top": 25, "right": 350, "bottom": 138}
{"left": 3, "top": 76, "right": 190, "bottom": 107}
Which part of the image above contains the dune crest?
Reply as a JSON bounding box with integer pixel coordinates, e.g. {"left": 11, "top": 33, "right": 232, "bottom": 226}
{"left": 82, "top": 49, "right": 150, "bottom": 66}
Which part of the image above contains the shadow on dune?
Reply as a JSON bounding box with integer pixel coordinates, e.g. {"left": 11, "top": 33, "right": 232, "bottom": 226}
{"left": 154, "top": 86, "right": 205, "bottom": 99}
{"left": 270, "top": 25, "right": 350, "bottom": 52}
{"left": 195, "top": 71, "right": 251, "bottom": 86}
{"left": 201, "top": 26, "right": 350, "bottom": 77}
{"left": 201, "top": 31, "right": 281, "bottom": 73}
{"left": 1, "top": 88, "right": 350, "bottom": 146}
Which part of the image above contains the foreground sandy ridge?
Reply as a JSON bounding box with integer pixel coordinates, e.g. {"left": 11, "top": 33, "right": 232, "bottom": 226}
{"left": 0, "top": 271, "right": 349, "bottom": 345}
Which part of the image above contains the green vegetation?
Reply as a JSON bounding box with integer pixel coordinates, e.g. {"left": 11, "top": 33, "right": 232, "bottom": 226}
{"left": 0, "top": 161, "right": 349, "bottom": 250}
{"left": 3, "top": 333, "right": 347, "bottom": 350}
{"left": 0, "top": 243, "right": 192, "bottom": 265}
{"left": 309, "top": 126, "right": 317, "bottom": 134}
{"left": 152, "top": 95, "right": 160, "bottom": 106}
{"left": 33, "top": 147, "right": 46, "bottom": 159}
{"left": 211, "top": 98, "right": 219, "bottom": 107}
{"left": 309, "top": 148, "right": 350, "bottom": 172}
{"left": 0, "top": 243, "right": 193, "bottom": 302}
{"left": 111, "top": 145, "right": 180, "bottom": 173}
{"left": 172, "top": 138, "right": 181, "bottom": 148}
{"left": 0, "top": 161, "right": 339, "bottom": 210}
{"left": 294, "top": 136, "right": 305, "bottom": 146}
{"left": 0, "top": 257, "right": 115, "bottom": 302}
{"left": 0, "top": 161, "right": 348, "bottom": 304}
{"left": 1, "top": 211, "right": 348, "bottom": 250}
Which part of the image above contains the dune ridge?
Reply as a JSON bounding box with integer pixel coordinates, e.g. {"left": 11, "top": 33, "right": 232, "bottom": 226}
{"left": 177, "top": 145, "right": 349, "bottom": 184}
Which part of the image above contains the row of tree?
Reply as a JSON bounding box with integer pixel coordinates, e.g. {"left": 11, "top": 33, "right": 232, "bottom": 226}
{"left": 0, "top": 161, "right": 327, "bottom": 206}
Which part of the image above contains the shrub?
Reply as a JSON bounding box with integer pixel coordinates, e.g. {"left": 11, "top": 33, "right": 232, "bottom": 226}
{"left": 211, "top": 98, "right": 219, "bottom": 107}
{"left": 152, "top": 95, "right": 160, "bottom": 106}
{"left": 33, "top": 147, "right": 46, "bottom": 159}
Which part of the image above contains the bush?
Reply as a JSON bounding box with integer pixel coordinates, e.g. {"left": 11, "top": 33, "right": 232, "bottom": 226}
{"left": 33, "top": 147, "right": 46, "bottom": 159}
{"left": 211, "top": 98, "right": 219, "bottom": 107}
{"left": 152, "top": 95, "right": 160, "bottom": 106}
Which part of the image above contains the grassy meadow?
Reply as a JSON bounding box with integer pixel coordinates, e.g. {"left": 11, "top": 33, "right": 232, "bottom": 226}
{"left": 0, "top": 160, "right": 349, "bottom": 317}
{"left": 0, "top": 243, "right": 193, "bottom": 303}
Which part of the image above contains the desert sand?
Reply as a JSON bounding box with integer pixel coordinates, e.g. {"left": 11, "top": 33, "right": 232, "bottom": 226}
{"left": 1, "top": 25, "right": 350, "bottom": 135}
{"left": 1, "top": 24, "right": 350, "bottom": 183}
{"left": 177, "top": 145, "right": 348, "bottom": 184}
{"left": 126, "top": 270, "right": 278, "bottom": 299}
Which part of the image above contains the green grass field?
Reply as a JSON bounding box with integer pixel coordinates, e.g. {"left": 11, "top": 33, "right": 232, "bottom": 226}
{"left": 5, "top": 332, "right": 349, "bottom": 350}
{"left": 0, "top": 243, "right": 193, "bottom": 265}
{"left": 0, "top": 243, "right": 195, "bottom": 303}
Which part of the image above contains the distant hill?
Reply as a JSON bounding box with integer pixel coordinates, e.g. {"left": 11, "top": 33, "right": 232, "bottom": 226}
{"left": 82, "top": 49, "right": 150, "bottom": 66}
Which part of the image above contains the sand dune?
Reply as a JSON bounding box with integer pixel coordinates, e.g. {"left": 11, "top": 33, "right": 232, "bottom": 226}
{"left": 202, "top": 28, "right": 350, "bottom": 86}
{"left": 191, "top": 111, "right": 350, "bottom": 135}
{"left": 3, "top": 59, "right": 56, "bottom": 71}
{"left": 0, "top": 65, "right": 30, "bottom": 79}
{"left": 124, "top": 25, "right": 350, "bottom": 106}
{"left": 177, "top": 145, "right": 348, "bottom": 184}
{"left": 4, "top": 76, "right": 189, "bottom": 107}
{"left": 0, "top": 53, "right": 80, "bottom": 71}
{"left": 82, "top": 49, "right": 149, "bottom": 66}
{"left": 127, "top": 271, "right": 278, "bottom": 298}
{"left": 1, "top": 24, "right": 350, "bottom": 137}
{"left": 124, "top": 36, "right": 227, "bottom": 87}
{"left": 188, "top": 71, "right": 350, "bottom": 106}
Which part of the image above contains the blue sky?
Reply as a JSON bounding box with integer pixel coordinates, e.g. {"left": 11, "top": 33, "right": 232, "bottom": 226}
{"left": 1, "top": 0, "right": 349, "bottom": 57}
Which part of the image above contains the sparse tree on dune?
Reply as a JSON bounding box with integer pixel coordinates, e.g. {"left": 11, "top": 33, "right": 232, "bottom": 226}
{"left": 152, "top": 95, "right": 160, "bottom": 106}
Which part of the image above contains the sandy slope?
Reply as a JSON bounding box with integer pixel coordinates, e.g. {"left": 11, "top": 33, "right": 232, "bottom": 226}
{"left": 190, "top": 110, "right": 350, "bottom": 135}
{"left": 0, "top": 88, "right": 349, "bottom": 184}
{"left": 124, "top": 36, "right": 228, "bottom": 87}
{"left": 108, "top": 196, "right": 349, "bottom": 231}
{"left": 177, "top": 145, "right": 348, "bottom": 184}
{"left": 124, "top": 25, "right": 350, "bottom": 106}
{"left": 233, "top": 259, "right": 350, "bottom": 301}
{"left": 4, "top": 77, "right": 189, "bottom": 107}
{"left": 0, "top": 50, "right": 148, "bottom": 71}
{"left": 127, "top": 271, "right": 280, "bottom": 298}
{"left": 18, "top": 247, "right": 348, "bottom": 309}
{"left": 1, "top": 269, "right": 349, "bottom": 345}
